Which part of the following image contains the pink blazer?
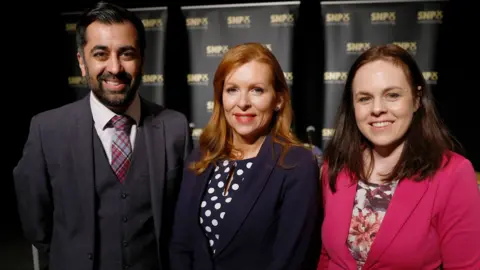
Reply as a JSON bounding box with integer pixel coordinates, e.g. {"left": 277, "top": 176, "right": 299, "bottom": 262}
{"left": 318, "top": 152, "right": 480, "bottom": 270}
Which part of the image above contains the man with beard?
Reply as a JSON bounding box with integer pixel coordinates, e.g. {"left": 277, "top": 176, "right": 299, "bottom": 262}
{"left": 13, "top": 2, "right": 192, "bottom": 270}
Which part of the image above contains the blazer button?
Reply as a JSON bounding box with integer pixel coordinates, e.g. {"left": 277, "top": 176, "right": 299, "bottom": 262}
{"left": 87, "top": 253, "right": 93, "bottom": 260}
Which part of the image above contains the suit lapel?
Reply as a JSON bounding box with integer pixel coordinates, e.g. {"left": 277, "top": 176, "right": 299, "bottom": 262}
{"left": 363, "top": 178, "right": 430, "bottom": 269}
{"left": 326, "top": 172, "right": 358, "bottom": 269}
{"left": 214, "top": 135, "right": 279, "bottom": 257}
{"left": 70, "top": 96, "right": 95, "bottom": 241}
{"left": 141, "top": 100, "right": 166, "bottom": 257}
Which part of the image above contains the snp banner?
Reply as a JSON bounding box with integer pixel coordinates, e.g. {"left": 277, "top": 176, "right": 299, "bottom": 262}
{"left": 320, "top": 0, "right": 446, "bottom": 149}
{"left": 63, "top": 13, "right": 88, "bottom": 99}
{"left": 182, "top": 2, "right": 299, "bottom": 142}
{"left": 61, "top": 8, "right": 167, "bottom": 105}
{"left": 133, "top": 8, "right": 167, "bottom": 105}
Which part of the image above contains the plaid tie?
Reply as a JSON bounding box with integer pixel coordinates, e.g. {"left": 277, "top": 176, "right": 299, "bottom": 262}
{"left": 110, "top": 115, "right": 133, "bottom": 183}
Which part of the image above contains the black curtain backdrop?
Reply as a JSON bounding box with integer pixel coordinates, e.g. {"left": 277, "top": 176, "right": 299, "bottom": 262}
{"left": 3, "top": 0, "right": 478, "bottom": 268}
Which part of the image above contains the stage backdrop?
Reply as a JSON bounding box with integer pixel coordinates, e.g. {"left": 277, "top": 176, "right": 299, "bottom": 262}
{"left": 60, "top": 0, "right": 446, "bottom": 149}
{"left": 320, "top": 0, "right": 446, "bottom": 149}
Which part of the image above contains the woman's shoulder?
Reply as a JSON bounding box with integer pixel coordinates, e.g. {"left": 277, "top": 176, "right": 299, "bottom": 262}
{"left": 441, "top": 150, "right": 473, "bottom": 172}
{"left": 281, "top": 144, "right": 319, "bottom": 169}
{"left": 431, "top": 153, "right": 480, "bottom": 218}
{"left": 185, "top": 147, "right": 203, "bottom": 164}
{"left": 284, "top": 143, "right": 314, "bottom": 158}
{"left": 432, "top": 151, "right": 477, "bottom": 188}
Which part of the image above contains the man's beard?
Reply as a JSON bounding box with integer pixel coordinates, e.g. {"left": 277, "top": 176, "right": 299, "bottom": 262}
{"left": 86, "top": 68, "right": 142, "bottom": 110}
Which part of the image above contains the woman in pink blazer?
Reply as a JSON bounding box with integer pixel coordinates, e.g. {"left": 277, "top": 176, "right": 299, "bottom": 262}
{"left": 317, "top": 44, "right": 480, "bottom": 269}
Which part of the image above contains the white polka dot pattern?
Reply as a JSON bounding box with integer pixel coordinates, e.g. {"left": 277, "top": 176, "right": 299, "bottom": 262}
{"left": 198, "top": 158, "right": 255, "bottom": 254}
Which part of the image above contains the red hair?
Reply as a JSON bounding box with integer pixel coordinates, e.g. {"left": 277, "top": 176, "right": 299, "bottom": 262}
{"left": 190, "top": 42, "right": 302, "bottom": 174}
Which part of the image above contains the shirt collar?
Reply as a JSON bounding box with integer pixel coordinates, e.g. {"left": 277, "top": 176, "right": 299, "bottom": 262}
{"left": 89, "top": 91, "right": 141, "bottom": 130}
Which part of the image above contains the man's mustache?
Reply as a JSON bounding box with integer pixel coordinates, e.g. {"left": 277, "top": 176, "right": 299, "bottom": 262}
{"left": 98, "top": 72, "right": 133, "bottom": 83}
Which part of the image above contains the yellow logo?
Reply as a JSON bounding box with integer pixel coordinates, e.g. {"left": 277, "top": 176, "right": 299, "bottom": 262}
{"left": 393, "top": 42, "right": 417, "bottom": 54}
{"left": 187, "top": 73, "right": 209, "bottom": 85}
{"left": 371, "top": 12, "right": 396, "bottom": 24}
{"left": 324, "top": 72, "right": 348, "bottom": 83}
{"left": 283, "top": 72, "right": 293, "bottom": 83}
{"left": 65, "top": 23, "right": 76, "bottom": 32}
{"left": 322, "top": 128, "right": 335, "bottom": 138}
{"left": 227, "top": 16, "right": 251, "bottom": 28}
{"left": 142, "top": 74, "right": 164, "bottom": 84}
{"left": 142, "top": 19, "right": 163, "bottom": 29}
{"left": 325, "top": 13, "right": 350, "bottom": 24}
{"left": 206, "top": 45, "right": 229, "bottom": 57}
{"left": 186, "top": 17, "right": 208, "bottom": 29}
{"left": 417, "top": 10, "right": 443, "bottom": 23}
{"left": 270, "top": 13, "right": 295, "bottom": 26}
{"left": 346, "top": 42, "right": 371, "bottom": 53}
{"left": 68, "top": 76, "right": 86, "bottom": 85}
{"left": 423, "top": 72, "right": 438, "bottom": 83}
{"left": 206, "top": 101, "right": 214, "bottom": 112}
{"left": 192, "top": 128, "right": 203, "bottom": 138}
{"left": 262, "top": 44, "right": 272, "bottom": 51}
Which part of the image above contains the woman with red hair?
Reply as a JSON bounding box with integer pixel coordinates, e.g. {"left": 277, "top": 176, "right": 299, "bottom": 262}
{"left": 170, "top": 42, "right": 320, "bottom": 270}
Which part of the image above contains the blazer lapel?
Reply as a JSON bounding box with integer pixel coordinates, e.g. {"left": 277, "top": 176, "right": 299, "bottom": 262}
{"left": 192, "top": 163, "right": 215, "bottom": 255}
{"left": 214, "top": 135, "right": 279, "bottom": 257}
{"left": 141, "top": 101, "right": 166, "bottom": 258}
{"left": 325, "top": 172, "right": 358, "bottom": 269}
{"left": 363, "top": 178, "right": 430, "bottom": 269}
{"left": 70, "top": 96, "right": 95, "bottom": 241}
{"left": 193, "top": 164, "right": 214, "bottom": 216}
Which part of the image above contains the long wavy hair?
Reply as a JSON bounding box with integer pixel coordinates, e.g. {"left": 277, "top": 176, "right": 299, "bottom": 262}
{"left": 190, "top": 42, "right": 302, "bottom": 174}
{"left": 323, "top": 44, "right": 459, "bottom": 192}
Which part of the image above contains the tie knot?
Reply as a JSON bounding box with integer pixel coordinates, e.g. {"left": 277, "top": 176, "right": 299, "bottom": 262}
{"left": 111, "top": 115, "right": 133, "bottom": 131}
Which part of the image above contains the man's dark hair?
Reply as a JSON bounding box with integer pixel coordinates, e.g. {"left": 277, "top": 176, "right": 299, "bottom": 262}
{"left": 76, "top": 1, "right": 146, "bottom": 57}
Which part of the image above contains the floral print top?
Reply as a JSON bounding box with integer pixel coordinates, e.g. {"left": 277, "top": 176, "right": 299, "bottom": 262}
{"left": 347, "top": 180, "right": 399, "bottom": 269}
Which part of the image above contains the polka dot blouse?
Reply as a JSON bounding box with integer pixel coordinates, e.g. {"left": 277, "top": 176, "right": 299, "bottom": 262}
{"left": 199, "top": 157, "right": 256, "bottom": 254}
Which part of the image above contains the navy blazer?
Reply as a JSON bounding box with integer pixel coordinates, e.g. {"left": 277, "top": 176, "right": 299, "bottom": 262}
{"left": 170, "top": 135, "right": 321, "bottom": 270}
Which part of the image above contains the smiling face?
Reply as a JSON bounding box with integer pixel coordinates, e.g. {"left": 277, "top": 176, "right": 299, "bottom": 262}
{"left": 352, "top": 59, "right": 419, "bottom": 152}
{"left": 222, "top": 60, "right": 282, "bottom": 144}
{"left": 77, "top": 21, "right": 143, "bottom": 111}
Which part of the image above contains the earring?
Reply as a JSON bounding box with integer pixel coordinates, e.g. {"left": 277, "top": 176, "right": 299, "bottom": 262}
{"left": 416, "top": 86, "right": 423, "bottom": 97}
{"left": 275, "top": 106, "right": 280, "bottom": 111}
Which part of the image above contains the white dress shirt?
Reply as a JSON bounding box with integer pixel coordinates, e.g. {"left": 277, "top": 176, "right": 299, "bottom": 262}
{"left": 89, "top": 92, "right": 141, "bottom": 163}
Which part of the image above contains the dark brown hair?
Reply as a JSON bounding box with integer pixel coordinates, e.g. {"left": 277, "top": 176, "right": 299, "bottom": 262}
{"left": 190, "top": 42, "right": 302, "bottom": 174}
{"left": 323, "top": 44, "right": 459, "bottom": 192}
{"left": 76, "top": 1, "right": 146, "bottom": 57}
